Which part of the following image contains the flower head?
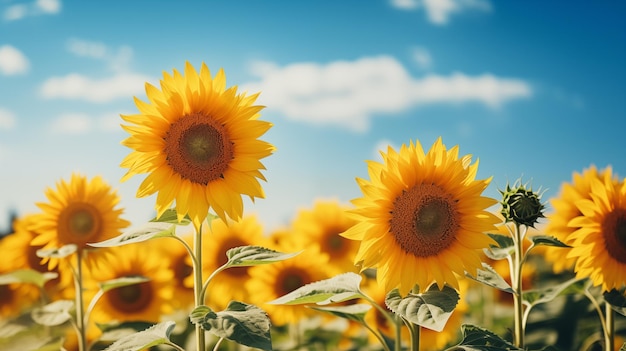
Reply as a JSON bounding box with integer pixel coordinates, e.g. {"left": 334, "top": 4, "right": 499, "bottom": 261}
{"left": 30, "top": 173, "right": 130, "bottom": 269}
{"left": 500, "top": 180, "right": 545, "bottom": 228}
{"left": 120, "top": 62, "right": 274, "bottom": 228}
{"left": 567, "top": 173, "right": 626, "bottom": 291}
{"left": 342, "top": 138, "right": 499, "bottom": 294}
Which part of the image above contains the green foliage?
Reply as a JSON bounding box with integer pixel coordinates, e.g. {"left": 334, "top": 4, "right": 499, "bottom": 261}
{"left": 190, "top": 301, "right": 272, "bottom": 351}
{"left": 485, "top": 233, "right": 515, "bottom": 260}
{"left": 523, "top": 277, "right": 588, "bottom": 307}
{"left": 99, "top": 276, "right": 151, "bottom": 293}
{"left": 310, "top": 303, "right": 372, "bottom": 323}
{"left": 36, "top": 244, "right": 77, "bottom": 259}
{"left": 150, "top": 208, "right": 192, "bottom": 225}
{"left": 269, "top": 272, "right": 364, "bottom": 305}
{"left": 103, "top": 321, "right": 177, "bottom": 351}
{"left": 225, "top": 245, "right": 300, "bottom": 267}
{"left": 88, "top": 222, "right": 176, "bottom": 248}
{"left": 446, "top": 324, "right": 522, "bottom": 350}
{"left": 0, "top": 269, "right": 58, "bottom": 288}
{"left": 385, "top": 284, "right": 459, "bottom": 332}
{"left": 466, "top": 262, "right": 514, "bottom": 293}
{"left": 528, "top": 235, "right": 569, "bottom": 249}
{"left": 30, "top": 300, "right": 74, "bottom": 326}
{"left": 604, "top": 288, "right": 626, "bottom": 317}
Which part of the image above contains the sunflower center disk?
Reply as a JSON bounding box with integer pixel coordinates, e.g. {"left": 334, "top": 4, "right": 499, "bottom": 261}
{"left": 390, "top": 183, "right": 459, "bottom": 257}
{"left": 58, "top": 203, "right": 102, "bottom": 245}
{"left": 279, "top": 268, "right": 310, "bottom": 295}
{"left": 603, "top": 208, "right": 626, "bottom": 263}
{"left": 164, "top": 113, "right": 234, "bottom": 185}
{"left": 112, "top": 283, "right": 152, "bottom": 313}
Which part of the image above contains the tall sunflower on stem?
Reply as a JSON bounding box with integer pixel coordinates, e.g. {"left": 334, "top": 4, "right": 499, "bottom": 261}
{"left": 29, "top": 173, "right": 130, "bottom": 351}
{"left": 342, "top": 137, "right": 498, "bottom": 350}
{"left": 120, "top": 61, "right": 274, "bottom": 351}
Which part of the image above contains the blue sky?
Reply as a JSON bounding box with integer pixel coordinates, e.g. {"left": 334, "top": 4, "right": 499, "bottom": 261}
{"left": 1, "top": 0, "right": 625, "bottom": 232}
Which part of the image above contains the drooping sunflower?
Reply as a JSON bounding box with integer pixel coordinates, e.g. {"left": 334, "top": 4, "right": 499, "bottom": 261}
{"left": 291, "top": 200, "right": 360, "bottom": 274}
{"left": 120, "top": 62, "right": 275, "bottom": 228}
{"left": 86, "top": 243, "right": 174, "bottom": 323}
{"left": 190, "top": 215, "right": 270, "bottom": 310}
{"left": 30, "top": 173, "right": 130, "bottom": 269}
{"left": 566, "top": 174, "right": 626, "bottom": 291}
{"left": 342, "top": 138, "right": 499, "bottom": 295}
{"left": 544, "top": 165, "right": 617, "bottom": 273}
{"left": 246, "top": 244, "right": 332, "bottom": 326}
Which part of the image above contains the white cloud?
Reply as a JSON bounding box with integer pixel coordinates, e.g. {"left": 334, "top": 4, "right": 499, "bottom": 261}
{"left": 0, "top": 108, "right": 17, "bottom": 130}
{"left": 411, "top": 46, "right": 432, "bottom": 70}
{"left": 66, "top": 38, "right": 108, "bottom": 59}
{"left": 3, "top": 0, "right": 61, "bottom": 20}
{"left": 40, "top": 72, "right": 152, "bottom": 103}
{"left": 50, "top": 113, "right": 92, "bottom": 134}
{"left": 243, "top": 55, "right": 531, "bottom": 132}
{"left": 0, "top": 45, "right": 30, "bottom": 75}
{"left": 390, "top": 0, "right": 491, "bottom": 25}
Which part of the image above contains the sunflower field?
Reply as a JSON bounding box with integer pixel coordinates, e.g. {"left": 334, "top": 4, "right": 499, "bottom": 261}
{"left": 0, "top": 62, "right": 624, "bottom": 351}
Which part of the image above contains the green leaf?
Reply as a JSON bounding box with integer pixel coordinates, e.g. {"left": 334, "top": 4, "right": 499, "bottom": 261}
{"left": 150, "top": 208, "right": 192, "bottom": 225}
{"left": 529, "top": 235, "right": 570, "bottom": 248}
{"left": 268, "top": 272, "right": 364, "bottom": 305}
{"left": 619, "top": 342, "right": 625, "bottom": 351}
{"left": 0, "top": 269, "right": 58, "bottom": 288}
{"left": 225, "top": 245, "right": 300, "bottom": 267}
{"left": 466, "top": 263, "right": 514, "bottom": 293}
{"left": 99, "top": 276, "right": 151, "bottom": 293}
{"left": 37, "top": 244, "right": 77, "bottom": 259}
{"left": 191, "top": 301, "right": 272, "bottom": 351}
{"left": 31, "top": 300, "right": 74, "bottom": 326}
{"left": 484, "top": 233, "right": 514, "bottom": 260}
{"left": 103, "top": 321, "right": 176, "bottom": 351}
{"left": 385, "top": 284, "right": 459, "bottom": 332}
{"left": 88, "top": 222, "right": 176, "bottom": 248}
{"left": 523, "top": 277, "right": 587, "bottom": 307}
{"left": 310, "top": 304, "right": 371, "bottom": 323}
{"left": 33, "top": 337, "right": 65, "bottom": 351}
{"left": 96, "top": 321, "right": 155, "bottom": 343}
{"left": 604, "top": 288, "right": 626, "bottom": 317}
{"left": 446, "top": 324, "right": 522, "bottom": 351}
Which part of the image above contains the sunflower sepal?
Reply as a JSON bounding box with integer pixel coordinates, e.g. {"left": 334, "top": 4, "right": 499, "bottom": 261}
{"left": 465, "top": 262, "right": 514, "bottom": 293}
{"left": 499, "top": 181, "right": 546, "bottom": 228}
{"left": 224, "top": 245, "right": 301, "bottom": 267}
{"left": 447, "top": 324, "right": 523, "bottom": 351}
{"left": 99, "top": 321, "right": 179, "bottom": 351}
{"left": 88, "top": 222, "right": 176, "bottom": 248}
{"left": 268, "top": 272, "right": 364, "bottom": 306}
{"left": 30, "top": 300, "right": 74, "bottom": 327}
{"left": 190, "top": 301, "right": 272, "bottom": 351}
{"left": 604, "top": 288, "right": 626, "bottom": 317}
{"left": 384, "top": 284, "right": 459, "bottom": 332}
{"left": 0, "top": 269, "right": 58, "bottom": 289}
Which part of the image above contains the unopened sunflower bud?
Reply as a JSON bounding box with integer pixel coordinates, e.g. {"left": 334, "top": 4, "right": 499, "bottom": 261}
{"left": 500, "top": 181, "right": 545, "bottom": 227}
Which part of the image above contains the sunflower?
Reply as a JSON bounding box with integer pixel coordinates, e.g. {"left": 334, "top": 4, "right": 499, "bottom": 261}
{"left": 29, "top": 173, "right": 130, "bottom": 269}
{"left": 191, "top": 215, "right": 270, "bottom": 310}
{"left": 246, "top": 244, "right": 332, "bottom": 326}
{"left": 0, "top": 248, "right": 41, "bottom": 318}
{"left": 566, "top": 173, "right": 626, "bottom": 291}
{"left": 342, "top": 138, "right": 499, "bottom": 295}
{"left": 86, "top": 243, "right": 174, "bottom": 323}
{"left": 148, "top": 233, "right": 195, "bottom": 311}
{"left": 544, "top": 165, "right": 617, "bottom": 273}
{"left": 291, "top": 200, "right": 360, "bottom": 274}
{"left": 120, "top": 62, "right": 275, "bottom": 228}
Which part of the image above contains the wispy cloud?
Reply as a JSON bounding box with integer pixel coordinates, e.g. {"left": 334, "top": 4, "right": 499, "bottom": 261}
{"left": 40, "top": 73, "right": 151, "bottom": 102}
{"left": 66, "top": 38, "right": 134, "bottom": 72}
{"left": 0, "top": 108, "right": 17, "bottom": 130}
{"left": 243, "top": 55, "right": 531, "bottom": 132}
{"left": 390, "top": 0, "right": 491, "bottom": 25}
{"left": 411, "top": 46, "right": 432, "bottom": 70}
{"left": 49, "top": 112, "right": 125, "bottom": 134}
{"left": 3, "top": 0, "right": 61, "bottom": 21}
{"left": 0, "top": 45, "right": 30, "bottom": 75}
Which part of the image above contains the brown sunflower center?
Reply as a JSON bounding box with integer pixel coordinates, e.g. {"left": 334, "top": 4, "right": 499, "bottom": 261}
{"left": 216, "top": 237, "right": 249, "bottom": 277}
{"left": 390, "top": 183, "right": 459, "bottom": 257}
{"left": 324, "top": 227, "right": 347, "bottom": 258}
{"left": 58, "top": 203, "right": 102, "bottom": 246}
{"left": 278, "top": 267, "right": 311, "bottom": 295}
{"left": 173, "top": 255, "right": 193, "bottom": 287}
{"left": 164, "top": 112, "right": 234, "bottom": 185}
{"left": 0, "top": 285, "right": 13, "bottom": 307}
{"left": 109, "top": 282, "right": 153, "bottom": 314}
{"left": 603, "top": 207, "right": 626, "bottom": 263}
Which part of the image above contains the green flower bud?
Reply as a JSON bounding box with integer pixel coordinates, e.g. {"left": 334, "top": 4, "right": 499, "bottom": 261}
{"left": 499, "top": 181, "right": 545, "bottom": 227}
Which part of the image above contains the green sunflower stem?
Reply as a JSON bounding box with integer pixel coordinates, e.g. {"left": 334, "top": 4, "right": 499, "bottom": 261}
{"left": 193, "top": 223, "right": 206, "bottom": 351}
{"left": 409, "top": 322, "right": 421, "bottom": 351}
{"left": 74, "top": 250, "right": 87, "bottom": 351}
{"left": 604, "top": 301, "right": 614, "bottom": 351}
{"left": 512, "top": 223, "right": 525, "bottom": 349}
